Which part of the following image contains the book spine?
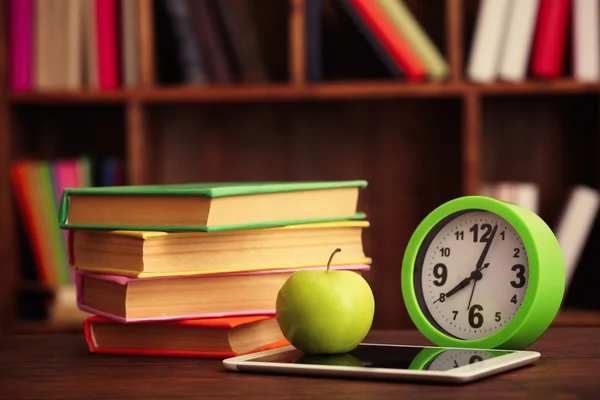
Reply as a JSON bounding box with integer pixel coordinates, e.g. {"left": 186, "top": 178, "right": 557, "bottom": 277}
{"left": 573, "top": 0, "right": 600, "bottom": 82}
{"left": 337, "top": 0, "right": 402, "bottom": 77}
{"left": 96, "top": 0, "right": 119, "bottom": 90}
{"left": 350, "top": 0, "right": 426, "bottom": 81}
{"left": 466, "top": 0, "right": 513, "bottom": 83}
{"left": 375, "top": 0, "right": 448, "bottom": 81}
{"left": 9, "top": 0, "right": 33, "bottom": 91}
{"left": 498, "top": 0, "right": 541, "bottom": 82}
{"left": 10, "top": 163, "right": 50, "bottom": 286}
{"left": 531, "top": 0, "right": 571, "bottom": 79}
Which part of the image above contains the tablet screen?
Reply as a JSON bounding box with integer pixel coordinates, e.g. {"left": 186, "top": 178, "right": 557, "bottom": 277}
{"left": 246, "top": 345, "right": 515, "bottom": 371}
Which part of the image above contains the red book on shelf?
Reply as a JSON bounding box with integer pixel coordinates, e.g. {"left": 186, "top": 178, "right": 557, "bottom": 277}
{"left": 349, "top": 0, "right": 426, "bottom": 81}
{"left": 96, "top": 0, "right": 119, "bottom": 90}
{"left": 9, "top": 0, "right": 33, "bottom": 92}
{"left": 531, "top": 0, "right": 571, "bottom": 79}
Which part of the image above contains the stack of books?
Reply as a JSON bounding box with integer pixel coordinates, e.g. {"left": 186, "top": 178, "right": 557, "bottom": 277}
{"left": 60, "top": 180, "right": 372, "bottom": 358}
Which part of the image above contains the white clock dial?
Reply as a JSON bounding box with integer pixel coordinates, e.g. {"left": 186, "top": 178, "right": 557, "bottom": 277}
{"left": 425, "top": 349, "right": 494, "bottom": 371}
{"left": 418, "top": 211, "right": 529, "bottom": 340}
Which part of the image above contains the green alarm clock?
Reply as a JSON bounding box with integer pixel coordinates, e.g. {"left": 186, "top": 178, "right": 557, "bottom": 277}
{"left": 402, "top": 196, "right": 565, "bottom": 350}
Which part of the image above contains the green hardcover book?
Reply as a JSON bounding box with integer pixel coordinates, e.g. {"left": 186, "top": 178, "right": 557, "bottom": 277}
{"left": 59, "top": 180, "right": 368, "bottom": 232}
{"left": 376, "top": 0, "right": 449, "bottom": 81}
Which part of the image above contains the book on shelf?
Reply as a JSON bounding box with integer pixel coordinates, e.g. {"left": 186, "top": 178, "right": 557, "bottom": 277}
{"left": 59, "top": 180, "right": 367, "bottom": 231}
{"left": 325, "top": 0, "right": 447, "bottom": 82}
{"left": 9, "top": 157, "right": 124, "bottom": 325}
{"left": 7, "top": 0, "right": 272, "bottom": 91}
{"left": 69, "top": 221, "right": 370, "bottom": 277}
{"left": 479, "top": 181, "right": 540, "bottom": 214}
{"left": 554, "top": 185, "right": 600, "bottom": 296}
{"left": 467, "top": 0, "right": 600, "bottom": 83}
{"left": 7, "top": 0, "right": 449, "bottom": 90}
{"left": 84, "top": 315, "right": 289, "bottom": 358}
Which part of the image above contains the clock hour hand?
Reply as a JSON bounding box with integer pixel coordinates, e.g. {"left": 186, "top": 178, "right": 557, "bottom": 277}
{"left": 433, "top": 263, "right": 490, "bottom": 304}
{"left": 444, "top": 277, "right": 471, "bottom": 298}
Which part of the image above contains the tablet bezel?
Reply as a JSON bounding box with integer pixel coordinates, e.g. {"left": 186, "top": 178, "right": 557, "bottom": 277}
{"left": 223, "top": 343, "right": 541, "bottom": 384}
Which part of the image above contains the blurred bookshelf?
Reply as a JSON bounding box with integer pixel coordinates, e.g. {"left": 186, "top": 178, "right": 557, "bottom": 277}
{"left": 1, "top": 0, "right": 599, "bottom": 334}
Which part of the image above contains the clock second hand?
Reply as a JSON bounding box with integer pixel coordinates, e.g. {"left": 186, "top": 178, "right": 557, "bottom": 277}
{"left": 466, "top": 264, "right": 489, "bottom": 310}
{"left": 466, "top": 224, "right": 498, "bottom": 310}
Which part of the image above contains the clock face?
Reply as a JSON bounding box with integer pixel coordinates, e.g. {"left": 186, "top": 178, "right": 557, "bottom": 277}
{"left": 415, "top": 210, "right": 529, "bottom": 340}
{"left": 424, "top": 349, "right": 494, "bottom": 371}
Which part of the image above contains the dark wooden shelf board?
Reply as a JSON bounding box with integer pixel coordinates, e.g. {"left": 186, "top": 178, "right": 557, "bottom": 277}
{"left": 8, "top": 81, "right": 600, "bottom": 104}
{"left": 8, "top": 82, "right": 464, "bottom": 105}
{"left": 9, "top": 90, "right": 129, "bottom": 104}
{"left": 140, "top": 82, "right": 465, "bottom": 103}
{"left": 474, "top": 80, "right": 600, "bottom": 95}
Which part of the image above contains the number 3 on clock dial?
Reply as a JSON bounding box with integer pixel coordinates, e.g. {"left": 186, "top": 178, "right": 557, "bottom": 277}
{"left": 421, "top": 211, "right": 529, "bottom": 340}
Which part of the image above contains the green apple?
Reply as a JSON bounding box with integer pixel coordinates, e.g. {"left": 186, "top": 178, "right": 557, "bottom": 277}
{"left": 275, "top": 248, "right": 375, "bottom": 355}
{"left": 293, "top": 353, "right": 364, "bottom": 367}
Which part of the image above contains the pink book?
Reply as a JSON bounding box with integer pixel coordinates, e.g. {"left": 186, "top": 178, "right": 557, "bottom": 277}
{"left": 9, "top": 0, "right": 33, "bottom": 91}
{"left": 75, "top": 264, "right": 371, "bottom": 323}
{"left": 96, "top": 0, "right": 119, "bottom": 90}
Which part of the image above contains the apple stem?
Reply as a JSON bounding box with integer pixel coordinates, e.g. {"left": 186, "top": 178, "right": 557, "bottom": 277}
{"left": 327, "top": 248, "right": 341, "bottom": 273}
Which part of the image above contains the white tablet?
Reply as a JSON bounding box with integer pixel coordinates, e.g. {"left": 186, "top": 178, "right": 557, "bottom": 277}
{"left": 223, "top": 343, "right": 540, "bottom": 384}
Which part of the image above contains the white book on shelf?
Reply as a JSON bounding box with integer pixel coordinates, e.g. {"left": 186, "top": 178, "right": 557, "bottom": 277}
{"left": 498, "top": 0, "right": 541, "bottom": 82}
{"left": 554, "top": 186, "right": 600, "bottom": 290}
{"left": 479, "top": 181, "right": 539, "bottom": 214}
{"left": 513, "top": 182, "right": 539, "bottom": 214}
{"left": 466, "top": 0, "right": 513, "bottom": 83}
{"left": 573, "top": 0, "right": 600, "bottom": 82}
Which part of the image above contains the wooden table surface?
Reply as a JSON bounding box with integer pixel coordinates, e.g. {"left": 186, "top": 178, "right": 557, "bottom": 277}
{"left": 1, "top": 327, "right": 598, "bottom": 399}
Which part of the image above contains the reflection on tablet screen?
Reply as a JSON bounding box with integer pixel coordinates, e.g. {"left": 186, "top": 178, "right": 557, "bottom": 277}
{"left": 247, "top": 345, "right": 514, "bottom": 371}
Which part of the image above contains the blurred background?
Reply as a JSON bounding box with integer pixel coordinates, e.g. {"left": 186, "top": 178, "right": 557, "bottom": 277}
{"left": 1, "top": 0, "right": 600, "bottom": 336}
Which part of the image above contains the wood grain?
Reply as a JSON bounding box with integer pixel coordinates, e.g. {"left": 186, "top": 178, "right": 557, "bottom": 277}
{"left": 10, "top": 81, "right": 600, "bottom": 105}
{"left": 137, "top": 0, "right": 155, "bottom": 87}
{"left": 462, "top": 91, "right": 481, "bottom": 195}
{"left": 1, "top": 327, "right": 599, "bottom": 399}
{"left": 289, "top": 0, "right": 306, "bottom": 85}
{"left": 446, "top": 0, "right": 463, "bottom": 81}
{"left": 126, "top": 101, "right": 149, "bottom": 185}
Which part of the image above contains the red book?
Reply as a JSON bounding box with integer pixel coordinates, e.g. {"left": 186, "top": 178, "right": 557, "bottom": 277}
{"left": 96, "top": 0, "right": 119, "bottom": 90}
{"left": 531, "top": 0, "right": 572, "bottom": 79}
{"left": 350, "top": 0, "right": 426, "bottom": 81}
{"left": 84, "top": 315, "right": 290, "bottom": 358}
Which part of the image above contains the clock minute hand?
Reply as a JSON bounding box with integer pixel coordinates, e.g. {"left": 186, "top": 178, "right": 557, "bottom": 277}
{"left": 475, "top": 224, "right": 498, "bottom": 271}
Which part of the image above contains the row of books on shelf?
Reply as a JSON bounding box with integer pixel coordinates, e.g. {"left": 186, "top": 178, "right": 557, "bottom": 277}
{"left": 8, "top": 0, "right": 270, "bottom": 92}
{"left": 7, "top": 0, "right": 600, "bottom": 91}
{"left": 12, "top": 176, "right": 371, "bottom": 357}
{"left": 468, "top": 0, "right": 600, "bottom": 83}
